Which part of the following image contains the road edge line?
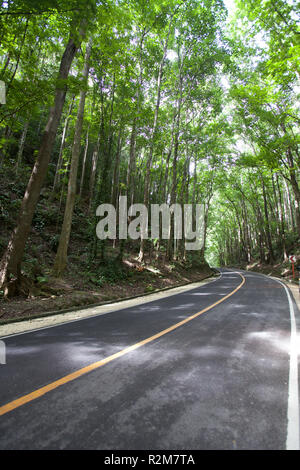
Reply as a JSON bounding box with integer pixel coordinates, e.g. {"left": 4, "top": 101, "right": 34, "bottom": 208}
{"left": 272, "top": 278, "right": 299, "bottom": 450}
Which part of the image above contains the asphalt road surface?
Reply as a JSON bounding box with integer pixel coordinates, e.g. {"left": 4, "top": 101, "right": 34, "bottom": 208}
{"left": 0, "top": 269, "right": 299, "bottom": 450}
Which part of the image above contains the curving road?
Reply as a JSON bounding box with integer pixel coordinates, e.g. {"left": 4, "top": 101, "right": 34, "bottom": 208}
{"left": 0, "top": 269, "right": 299, "bottom": 450}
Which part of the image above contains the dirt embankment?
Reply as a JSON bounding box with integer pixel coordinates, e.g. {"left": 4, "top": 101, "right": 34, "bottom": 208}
{"left": 235, "top": 259, "right": 300, "bottom": 285}
{"left": 0, "top": 259, "right": 214, "bottom": 324}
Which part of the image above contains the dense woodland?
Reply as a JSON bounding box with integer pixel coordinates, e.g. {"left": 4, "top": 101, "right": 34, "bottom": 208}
{"left": 0, "top": 0, "right": 299, "bottom": 301}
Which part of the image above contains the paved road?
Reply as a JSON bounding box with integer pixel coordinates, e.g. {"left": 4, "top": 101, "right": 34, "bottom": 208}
{"left": 0, "top": 269, "right": 299, "bottom": 450}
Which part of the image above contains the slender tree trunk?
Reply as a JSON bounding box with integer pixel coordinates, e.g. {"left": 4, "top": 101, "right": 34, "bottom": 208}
{"left": 126, "top": 28, "right": 147, "bottom": 208}
{"left": 283, "top": 179, "right": 296, "bottom": 232}
{"left": 162, "top": 110, "right": 176, "bottom": 204}
{"left": 95, "top": 74, "right": 116, "bottom": 261}
{"left": 15, "top": 120, "right": 29, "bottom": 174}
{"left": 227, "top": 197, "right": 247, "bottom": 262}
{"left": 53, "top": 40, "right": 92, "bottom": 277}
{"left": 52, "top": 94, "right": 75, "bottom": 195}
{"left": 139, "top": 17, "right": 174, "bottom": 261}
{"left": 88, "top": 132, "right": 101, "bottom": 215}
{"left": 127, "top": 118, "right": 138, "bottom": 207}
{"left": 271, "top": 173, "right": 280, "bottom": 241}
{"left": 241, "top": 199, "right": 251, "bottom": 262}
{"left": 289, "top": 169, "right": 300, "bottom": 239}
{"left": 79, "top": 126, "right": 90, "bottom": 198}
{"left": 276, "top": 173, "right": 287, "bottom": 260}
{"left": 281, "top": 128, "right": 300, "bottom": 238}
{"left": 0, "top": 53, "right": 11, "bottom": 78}
{"left": 111, "top": 127, "right": 123, "bottom": 251}
{"left": 167, "top": 64, "right": 183, "bottom": 261}
{"left": 182, "top": 155, "right": 191, "bottom": 261}
{"left": 261, "top": 177, "right": 275, "bottom": 263}
{"left": 79, "top": 87, "right": 96, "bottom": 198}
{"left": 111, "top": 126, "right": 122, "bottom": 207}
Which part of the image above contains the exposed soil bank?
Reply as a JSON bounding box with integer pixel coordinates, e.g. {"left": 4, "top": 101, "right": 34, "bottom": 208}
{"left": 0, "top": 259, "right": 214, "bottom": 323}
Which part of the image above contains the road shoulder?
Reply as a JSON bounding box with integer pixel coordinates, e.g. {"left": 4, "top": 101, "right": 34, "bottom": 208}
{"left": 271, "top": 277, "right": 300, "bottom": 312}
{"left": 0, "top": 275, "right": 220, "bottom": 338}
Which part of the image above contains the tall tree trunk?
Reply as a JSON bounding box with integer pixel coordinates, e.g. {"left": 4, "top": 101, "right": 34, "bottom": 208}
{"left": 227, "top": 197, "right": 247, "bottom": 262}
{"left": 88, "top": 131, "right": 101, "bottom": 214}
{"left": 79, "top": 86, "right": 95, "bottom": 198}
{"left": 111, "top": 127, "right": 123, "bottom": 251}
{"left": 288, "top": 166, "right": 300, "bottom": 239}
{"left": 0, "top": 28, "right": 84, "bottom": 288}
{"left": 111, "top": 126, "right": 122, "bottom": 207}
{"left": 79, "top": 125, "right": 90, "bottom": 198}
{"left": 167, "top": 61, "right": 183, "bottom": 261}
{"left": 127, "top": 117, "right": 138, "bottom": 207}
{"left": 241, "top": 199, "right": 251, "bottom": 262}
{"left": 281, "top": 127, "right": 300, "bottom": 238}
{"left": 276, "top": 173, "right": 287, "bottom": 260}
{"left": 261, "top": 177, "right": 275, "bottom": 263}
{"left": 52, "top": 94, "right": 75, "bottom": 195}
{"left": 15, "top": 119, "right": 29, "bottom": 174}
{"left": 139, "top": 17, "right": 174, "bottom": 262}
{"left": 283, "top": 179, "right": 296, "bottom": 232}
{"left": 94, "top": 73, "right": 116, "bottom": 261}
{"left": 161, "top": 110, "right": 176, "bottom": 204}
{"left": 53, "top": 40, "right": 92, "bottom": 277}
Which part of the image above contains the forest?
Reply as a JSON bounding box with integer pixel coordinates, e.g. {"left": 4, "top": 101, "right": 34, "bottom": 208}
{"left": 0, "top": 0, "right": 299, "bottom": 315}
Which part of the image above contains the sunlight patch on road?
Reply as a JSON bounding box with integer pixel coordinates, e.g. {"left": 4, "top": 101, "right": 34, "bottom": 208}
{"left": 190, "top": 292, "right": 226, "bottom": 296}
{"left": 247, "top": 331, "right": 293, "bottom": 355}
{"left": 172, "top": 303, "right": 195, "bottom": 310}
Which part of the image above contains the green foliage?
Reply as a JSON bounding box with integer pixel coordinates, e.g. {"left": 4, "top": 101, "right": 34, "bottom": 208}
{"left": 86, "top": 260, "right": 130, "bottom": 286}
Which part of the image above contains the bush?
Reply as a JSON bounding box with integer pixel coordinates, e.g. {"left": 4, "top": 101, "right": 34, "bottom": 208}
{"left": 85, "top": 260, "right": 129, "bottom": 286}
{"left": 49, "top": 234, "right": 60, "bottom": 252}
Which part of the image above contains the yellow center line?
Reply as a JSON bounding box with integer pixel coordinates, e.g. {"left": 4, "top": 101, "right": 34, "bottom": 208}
{"left": 0, "top": 272, "right": 245, "bottom": 417}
